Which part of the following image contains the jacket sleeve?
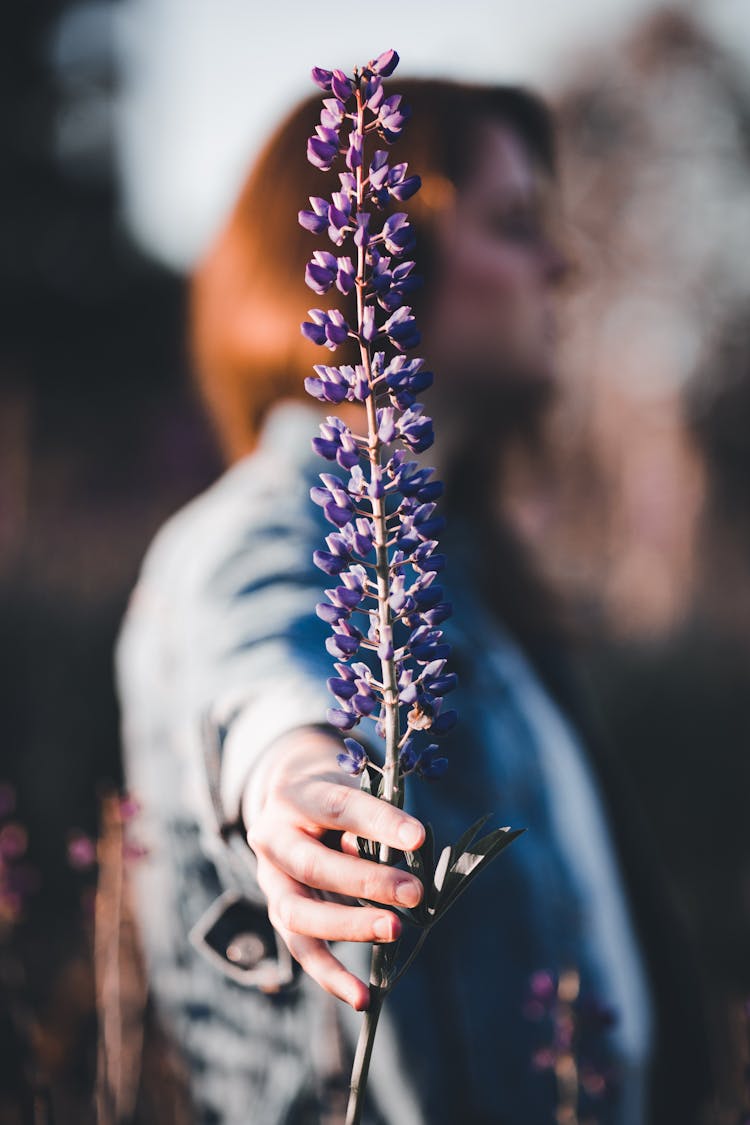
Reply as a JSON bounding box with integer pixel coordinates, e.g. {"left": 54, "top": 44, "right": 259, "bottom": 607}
{"left": 115, "top": 441, "right": 337, "bottom": 851}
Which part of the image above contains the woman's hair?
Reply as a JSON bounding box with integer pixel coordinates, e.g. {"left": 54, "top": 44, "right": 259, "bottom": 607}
{"left": 191, "top": 79, "right": 555, "bottom": 461}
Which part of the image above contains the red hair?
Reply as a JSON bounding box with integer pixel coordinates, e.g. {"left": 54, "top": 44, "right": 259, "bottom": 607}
{"left": 190, "top": 80, "right": 555, "bottom": 461}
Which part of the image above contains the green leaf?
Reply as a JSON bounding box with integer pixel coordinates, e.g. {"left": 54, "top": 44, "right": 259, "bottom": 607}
{"left": 433, "top": 826, "right": 525, "bottom": 920}
{"left": 425, "top": 815, "right": 491, "bottom": 908}
{"left": 404, "top": 843, "right": 424, "bottom": 884}
{"left": 401, "top": 823, "right": 436, "bottom": 928}
{"left": 357, "top": 835, "right": 377, "bottom": 861}
{"left": 449, "top": 814, "right": 493, "bottom": 865}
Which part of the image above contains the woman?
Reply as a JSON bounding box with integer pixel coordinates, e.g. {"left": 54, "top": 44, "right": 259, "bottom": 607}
{"left": 117, "top": 80, "right": 710, "bottom": 1124}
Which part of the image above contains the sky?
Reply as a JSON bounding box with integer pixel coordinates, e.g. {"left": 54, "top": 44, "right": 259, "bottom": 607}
{"left": 112, "top": 0, "right": 749, "bottom": 270}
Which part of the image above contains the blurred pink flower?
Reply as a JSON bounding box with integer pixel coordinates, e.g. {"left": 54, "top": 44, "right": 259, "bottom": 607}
{"left": 67, "top": 831, "right": 97, "bottom": 870}
{"left": 0, "top": 823, "right": 27, "bottom": 860}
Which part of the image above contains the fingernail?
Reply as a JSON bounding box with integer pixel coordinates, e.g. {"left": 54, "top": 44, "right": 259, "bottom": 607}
{"left": 397, "top": 821, "right": 422, "bottom": 849}
{"left": 395, "top": 878, "right": 422, "bottom": 908}
{"left": 373, "top": 915, "right": 397, "bottom": 941}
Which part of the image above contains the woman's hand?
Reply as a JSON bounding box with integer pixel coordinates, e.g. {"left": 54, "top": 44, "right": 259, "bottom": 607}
{"left": 244, "top": 727, "right": 425, "bottom": 1010}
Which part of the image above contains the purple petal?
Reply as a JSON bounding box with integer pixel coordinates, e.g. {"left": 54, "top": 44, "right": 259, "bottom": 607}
{"left": 316, "top": 602, "right": 348, "bottom": 624}
{"left": 354, "top": 213, "right": 371, "bottom": 248}
{"left": 337, "top": 737, "right": 368, "bottom": 774}
{"left": 364, "top": 76, "right": 384, "bottom": 112}
{"left": 307, "top": 136, "right": 338, "bottom": 171}
{"left": 352, "top": 693, "right": 377, "bottom": 717}
{"left": 327, "top": 707, "right": 358, "bottom": 730}
{"left": 301, "top": 321, "right": 326, "bottom": 346}
{"left": 346, "top": 129, "right": 364, "bottom": 171}
{"left": 377, "top": 407, "right": 397, "bottom": 444}
{"left": 370, "top": 49, "right": 399, "bottom": 77}
{"left": 331, "top": 69, "right": 354, "bottom": 102}
{"left": 328, "top": 676, "right": 358, "bottom": 701}
{"left": 305, "top": 262, "right": 335, "bottom": 294}
{"left": 311, "top": 436, "right": 338, "bottom": 459}
{"left": 311, "top": 66, "right": 334, "bottom": 91}
{"left": 431, "top": 709, "right": 457, "bottom": 735}
{"left": 326, "top": 634, "right": 360, "bottom": 659}
{"left": 313, "top": 550, "right": 347, "bottom": 576}
{"left": 324, "top": 501, "right": 354, "bottom": 528}
{"left": 390, "top": 174, "right": 421, "bottom": 201}
{"left": 361, "top": 305, "right": 377, "bottom": 342}
{"left": 298, "top": 209, "right": 328, "bottom": 234}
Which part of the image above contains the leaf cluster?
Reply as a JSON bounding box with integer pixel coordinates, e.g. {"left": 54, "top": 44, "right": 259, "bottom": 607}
{"left": 357, "top": 792, "right": 524, "bottom": 931}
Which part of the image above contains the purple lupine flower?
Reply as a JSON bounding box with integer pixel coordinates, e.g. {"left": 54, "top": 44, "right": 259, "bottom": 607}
{"left": 331, "top": 69, "right": 354, "bottom": 102}
{"left": 415, "top": 744, "right": 448, "bottom": 779}
{"left": 299, "top": 60, "right": 526, "bottom": 1125}
{"left": 307, "top": 130, "right": 339, "bottom": 171}
{"left": 302, "top": 308, "right": 350, "bottom": 349}
{"left": 298, "top": 196, "right": 330, "bottom": 234}
{"left": 368, "top": 48, "right": 399, "bottom": 77}
{"left": 383, "top": 306, "right": 420, "bottom": 351}
{"left": 382, "top": 212, "right": 415, "bottom": 255}
{"left": 321, "top": 97, "right": 345, "bottom": 130}
{"left": 311, "top": 67, "right": 334, "bottom": 91}
{"left": 346, "top": 128, "right": 364, "bottom": 171}
{"left": 300, "top": 52, "right": 458, "bottom": 787}
{"left": 378, "top": 94, "right": 410, "bottom": 141}
{"left": 305, "top": 250, "right": 338, "bottom": 294}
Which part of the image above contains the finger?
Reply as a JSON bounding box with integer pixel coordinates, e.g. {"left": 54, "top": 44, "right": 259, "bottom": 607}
{"left": 340, "top": 831, "right": 361, "bottom": 857}
{"left": 276, "top": 891, "right": 402, "bottom": 945}
{"left": 261, "top": 827, "right": 423, "bottom": 909}
{"left": 256, "top": 860, "right": 380, "bottom": 1010}
{"left": 283, "top": 933, "right": 371, "bottom": 1010}
{"left": 257, "top": 854, "right": 403, "bottom": 944}
{"left": 296, "top": 783, "right": 425, "bottom": 852}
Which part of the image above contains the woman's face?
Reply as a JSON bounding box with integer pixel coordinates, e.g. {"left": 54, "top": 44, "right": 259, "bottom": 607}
{"left": 423, "top": 121, "right": 567, "bottom": 403}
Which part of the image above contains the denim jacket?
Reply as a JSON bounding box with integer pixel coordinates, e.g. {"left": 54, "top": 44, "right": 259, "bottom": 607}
{"left": 116, "top": 401, "right": 704, "bottom": 1125}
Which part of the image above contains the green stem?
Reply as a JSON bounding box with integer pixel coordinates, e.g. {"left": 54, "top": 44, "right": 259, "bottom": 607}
{"left": 344, "top": 74, "right": 403, "bottom": 1125}
{"left": 384, "top": 926, "right": 430, "bottom": 991}
{"left": 345, "top": 971, "right": 386, "bottom": 1125}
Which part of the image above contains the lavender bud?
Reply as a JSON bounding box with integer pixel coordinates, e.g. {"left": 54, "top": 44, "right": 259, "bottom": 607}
{"left": 361, "top": 305, "right": 377, "bottom": 342}
{"left": 383, "top": 306, "right": 420, "bottom": 351}
{"left": 336, "top": 256, "right": 355, "bottom": 295}
{"left": 331, "top": 69, "right": 354, "bottom": 102}
{"left": 416, "top": 745, "right": 448, "bottom": 779}
{"left": 369, "top": 48, "right": 399, "bottom": 77}
{"left": 299, "top": 196, "right": 330, "bottom": 234}
{"left": 305, "top": 250, "right": 338, "bottom": 294}
{"left": 363, "top": 76, "right": 385, "bottom": 112}
{"left": 328, "top": 707, "right": 359, "bottom": 730}
{"left": 321, "top": 97, "right": 346, "bottom": 129}
{"left": 328, "top": 675, "right": 358, "bottom": 701}
{"left": 337, "top": 737, "right": 369, "bottom": 775}
{"left": 311, "top": 66, "right": 334, "bottom": 91}
{"left": 382, "top": 213, "right": 415, "bottom": 255}
{"left": 313, "top": 550, "right": 347, "bottom": 576}
{"left": 307, "top": 135, "right": 339, "bottom": 171}
{"left": 346, "top": 129, "right": 364, "bottom": 171}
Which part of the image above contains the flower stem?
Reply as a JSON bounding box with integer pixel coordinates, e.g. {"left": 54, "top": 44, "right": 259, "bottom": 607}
{"left": 345, "top": 980, "right": 385, "bottom": 1125}
{"left": 344, "top": 77, "right": 403, "bottom": 1125}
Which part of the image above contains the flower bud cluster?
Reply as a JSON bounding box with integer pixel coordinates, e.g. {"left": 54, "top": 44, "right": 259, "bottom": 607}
{"left": 300, "top": 50, "right": 454, "bottom": 784}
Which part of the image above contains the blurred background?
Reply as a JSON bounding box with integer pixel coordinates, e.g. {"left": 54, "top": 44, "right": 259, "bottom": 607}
{"left": 1, "top": 0, "right": 749, "bottom": 1121}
